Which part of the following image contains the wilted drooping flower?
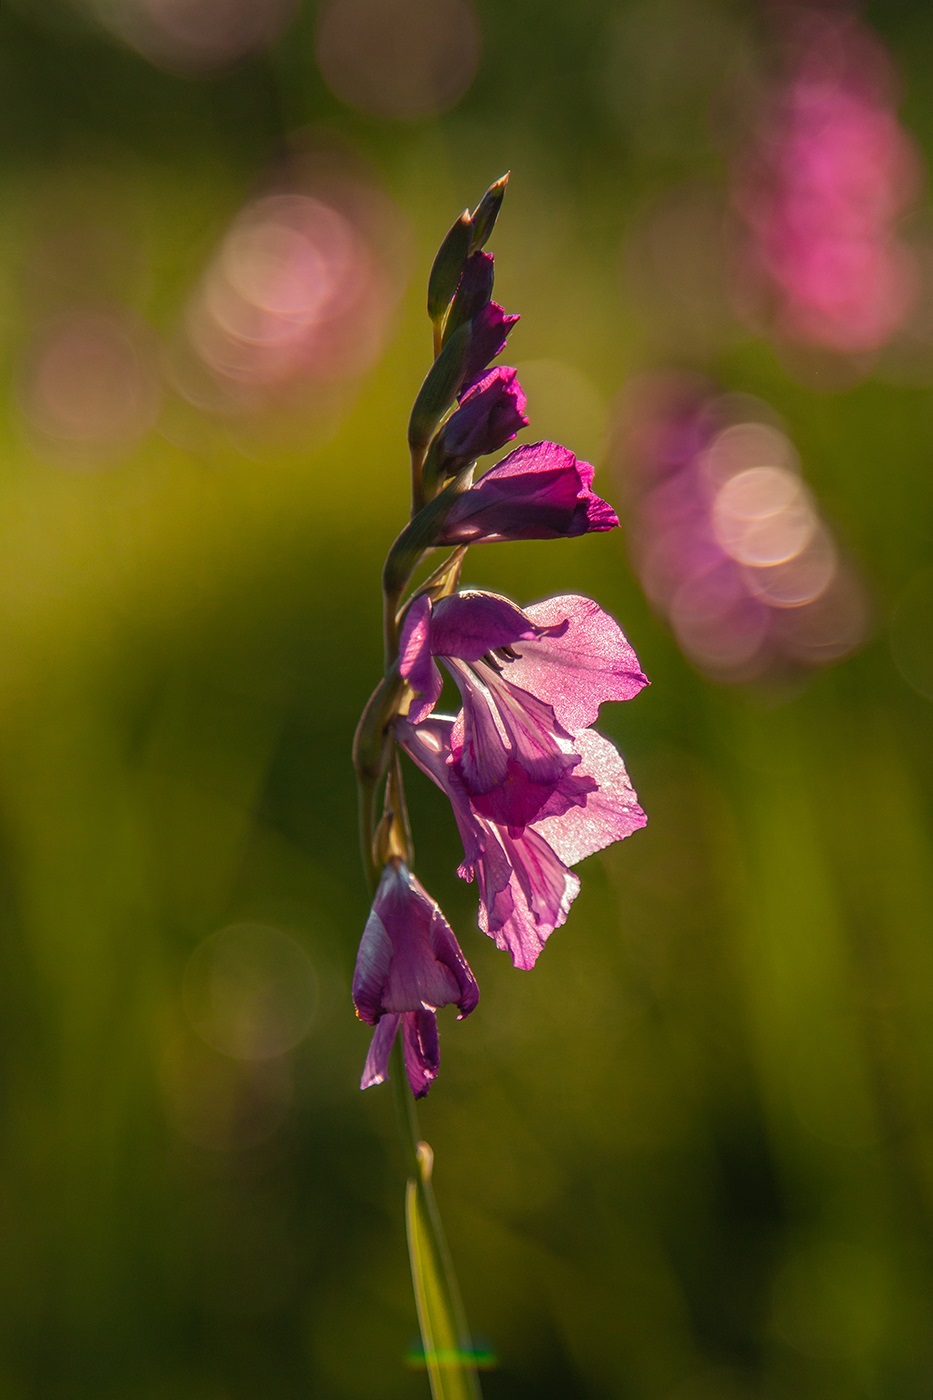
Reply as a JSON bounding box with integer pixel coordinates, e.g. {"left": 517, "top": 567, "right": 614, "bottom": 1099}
{"left": 615, "top": 374, "right": 869, "bottom": 682}
{"left": 353, "top": 861, "right": 478, "bottom": 1097}
{"left": 399, "top": 717, "right": 646, "bottom": 970}
{"left": 733, "top": 6, "right": 922, "bottom": 355}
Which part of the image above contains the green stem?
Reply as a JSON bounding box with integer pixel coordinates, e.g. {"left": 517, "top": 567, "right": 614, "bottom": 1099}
{"left": 411, "top": 444, "right": 427, "bottom": 517}
{"left": 356, "top": 772, "right": 379, "bottom": 893}
{"left": 384, "top": 581, "right": 404, "bottom": 669}
{"left": 391, "top": 1043, "right": 483, "bottom": 1400}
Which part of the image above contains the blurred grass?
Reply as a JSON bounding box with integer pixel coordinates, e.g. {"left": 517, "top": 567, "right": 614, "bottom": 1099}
{"left": 0, "top": 1, "right": 932, "bottom": 1397}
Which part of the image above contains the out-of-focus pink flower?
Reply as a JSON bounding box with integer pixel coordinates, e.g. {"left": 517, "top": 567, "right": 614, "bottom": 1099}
{"left": 352, "top": 860, "right": 478, "bottom": 1097}
{"left": 733, "top": 7, "right": 923, "bottom": 354}
{"left": 399, "top": 716, "right": 646, "bottom": 970}
{"left": 18, "top": 307, "right": 162, "bottom": 464}
{"left": 181, "top": 169, "right": 403, "bottom": 412}
{"left": 615, "top": 374, "right": 869, "bottom": 682}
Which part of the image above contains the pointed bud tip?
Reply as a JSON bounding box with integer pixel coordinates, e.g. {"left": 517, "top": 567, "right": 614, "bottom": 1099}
{"left": 427, "top": 210, "right": 474, "bottom": 321}
{"left": 470, "top": 174, "right": 510, "bottom": 252}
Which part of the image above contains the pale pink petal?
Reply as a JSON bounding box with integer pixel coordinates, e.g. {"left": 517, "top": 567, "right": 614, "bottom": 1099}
{"left": 534, "top": 728, "right": 647, "bottom": 865}
{"left": 505, "top": 595, "right": 649, "bottom": 732}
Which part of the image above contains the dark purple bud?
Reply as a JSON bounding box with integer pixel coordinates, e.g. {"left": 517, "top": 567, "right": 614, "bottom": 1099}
{"left": 445, "top": 251, "right": 496, "bottom": 343}
{"left": 462, "top": 301, "right": 520, "bottom": 384}
{"left": 436, "top": 441, "right": 620, "bottom": 544}
{"left": 436, "top": 367, "right": 528, "bottom": 470}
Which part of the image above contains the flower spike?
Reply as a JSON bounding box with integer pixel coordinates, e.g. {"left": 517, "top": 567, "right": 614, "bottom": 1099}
{"left": 354, "top": 176, "right": 646, "bottom": 1098}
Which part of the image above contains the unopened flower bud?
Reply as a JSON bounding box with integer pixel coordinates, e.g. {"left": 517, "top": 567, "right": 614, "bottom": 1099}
{"left": 427, "top": 210, "right": 472, "bottom": 323}
{"left": 470, "top": 172, "right": 509, "bottom": 252}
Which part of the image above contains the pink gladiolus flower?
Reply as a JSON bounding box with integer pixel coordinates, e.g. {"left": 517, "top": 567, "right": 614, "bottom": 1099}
{"left": 437, "top": 441, "right": 619, "bottom": 544}
{"left": 353, "top": 860, "right": 478, "bottom": 1097}
{"left": 399, "top": 590, "right": 648, "bottom": 829}
{"left": 398, "top": 717, "right": 646, "bottom": 969}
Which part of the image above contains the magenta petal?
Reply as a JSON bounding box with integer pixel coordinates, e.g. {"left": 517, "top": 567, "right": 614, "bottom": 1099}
{"left": 504, "top": 594, "right": 649, "bottom": 732}
{"left": 453, "top": 250, "right": 495, "bottom": 327}
{"left": 430, "top": 914, "right": 480, "bottom": 1017}
{"left": 447, "top": 664, "right": 512, "bottom": 796}
{"left": 446, "top": 661, "right": 579, "bottom": 827}
{"left": 438, "top": 441, "right": 619, "bottom": 544}
{"left": 463, "top": 301, "right": 520, "bottom": 384}
{"left": 399, "top": 595, "right": 444, "bottom": 723}
{"left": 351, "top": 904, "right": 394, "bottom": 1026}
{"left": 361, "top": 1014, "right": 399, "bottom": 1090}
{"left": 361, "top": 1008, "right": 445, "bottom": 1097}
{"left": 353, "top": 862, "right": 478, "bottom": 1098}
{"left": 402, "top": 1008, "right": 440, "bottom": 1098}
{"left": 352, "top": 862, "right": 478, "bottom": 1021}
{"left": 430, "top": 590, "right": 538, "bottom": 662}
{"left": 396, "top": 714, "right": 645, "bottom": 970}
{"left": 438, "top": 366, "right": 529, "bottom": 466}
{"left": 488, "top": 825, "right": 581, "bottom": 969}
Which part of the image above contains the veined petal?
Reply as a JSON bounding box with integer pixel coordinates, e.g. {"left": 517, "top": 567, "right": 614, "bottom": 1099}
{"left": 353, "top": 863, "right": 478, "bottom": 1098}
{"left": 534, "top": 727, "right": 647, "bottom": 864}
{"left": 488, "top": 825, "right": 581, "bottom": 969}
{"left": 396, "top": 715, "right": 645, "bottom": 970}
{"left": 504, "top": 594, "right": 649, "bottom": 732}
{"left": 446, "top": 661, "right": 511, "bottom": 795}
{"left": 430, "top": 910, "right": 480, "bottom": 1017}
{"left": 446, "top": 659, "right": 579, "bottom": 827}
{"left": 360, "top": 1008, "right": 445, "bottom": 1099}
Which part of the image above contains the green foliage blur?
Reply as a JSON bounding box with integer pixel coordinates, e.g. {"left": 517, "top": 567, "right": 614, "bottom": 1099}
{"left": 1, "top": 1, "right": 932, "bottom": 1396}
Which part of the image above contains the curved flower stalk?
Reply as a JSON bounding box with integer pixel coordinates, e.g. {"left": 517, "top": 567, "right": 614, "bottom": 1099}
{"left": 351, "top": 175, "right": 648, "bottom": 1397}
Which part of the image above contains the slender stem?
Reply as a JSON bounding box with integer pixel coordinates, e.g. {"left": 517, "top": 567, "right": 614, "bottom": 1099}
{"left": 412, "top": 445, "right": 427, "bottom": 517}
{"left": 392, "top": 1043, "right": 483, "bottom": 1400}
{"left": 356, "top": 773, "right": 379, "bottom": 893}
{"left": 384, "top": 581, "right": 404, "bottom": 669}
{"left": 391, "top": 1040, "right": 422, "bottom": 1175}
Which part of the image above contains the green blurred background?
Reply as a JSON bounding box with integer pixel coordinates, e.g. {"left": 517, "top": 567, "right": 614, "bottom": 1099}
{"left": 1, "top": 0, "right": 933, "bottom": 1395}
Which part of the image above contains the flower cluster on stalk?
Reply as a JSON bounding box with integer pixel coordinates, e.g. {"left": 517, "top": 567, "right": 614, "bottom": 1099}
{"left": 352, "top": 177, "right": 647, "bottom": 1098}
